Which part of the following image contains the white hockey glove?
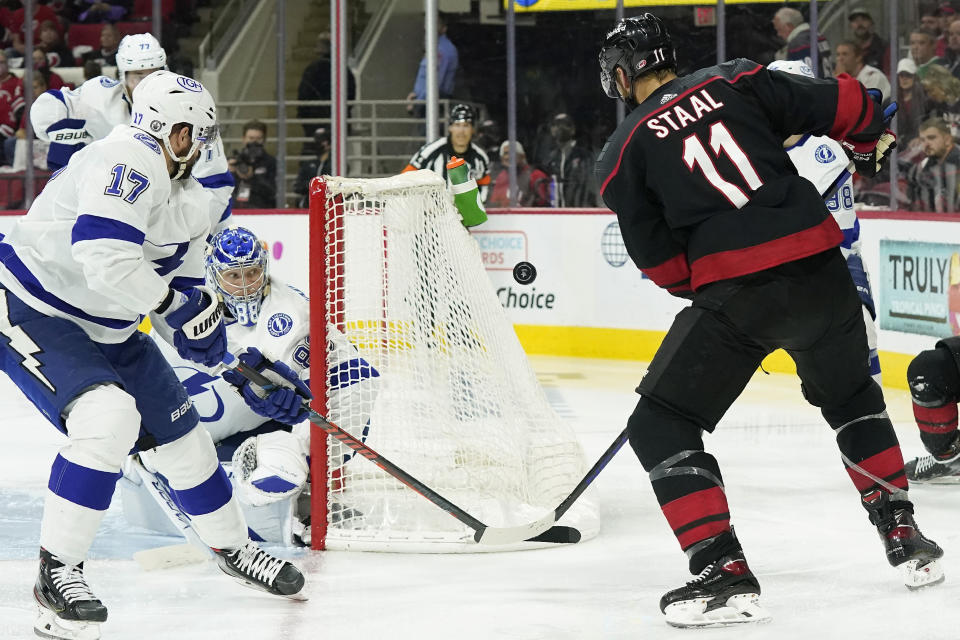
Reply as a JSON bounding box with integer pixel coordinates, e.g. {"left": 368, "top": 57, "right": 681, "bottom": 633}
{"left": 231, "top": 429, "right": 309, "bottom": 507}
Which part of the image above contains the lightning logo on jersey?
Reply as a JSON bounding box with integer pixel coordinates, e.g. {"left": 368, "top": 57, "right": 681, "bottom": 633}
{"left": 0, "top": 290, "right": 55, "bottom": 391}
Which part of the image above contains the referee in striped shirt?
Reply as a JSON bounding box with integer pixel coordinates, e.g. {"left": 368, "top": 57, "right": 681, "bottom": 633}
{"left": 403, "top": 104, "right": 491, "bottom": 200}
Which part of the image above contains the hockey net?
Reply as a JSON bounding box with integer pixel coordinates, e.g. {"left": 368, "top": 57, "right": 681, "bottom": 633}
{"left": 308, "top": 170, "right": 600, "bottom": 552}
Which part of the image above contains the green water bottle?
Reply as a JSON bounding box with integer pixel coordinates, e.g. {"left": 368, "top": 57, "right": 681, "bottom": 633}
{"left": 447, "top": 156, "right": 487, "bottom": 227}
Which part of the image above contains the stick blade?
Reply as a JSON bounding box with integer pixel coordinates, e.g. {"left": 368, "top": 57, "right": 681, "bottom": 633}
{"left": 525, "top": 525, "right": 581, "bottom": 544}
{"left": 134, "top": 543, "right": 211, "bottom": 571}
{"left": 474, "top": 512, "right": 558, "bottom": 546}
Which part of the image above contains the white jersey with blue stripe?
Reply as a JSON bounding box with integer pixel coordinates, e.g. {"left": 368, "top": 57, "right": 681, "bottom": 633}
{"left": 153, "top": 279, "right": 375, "bottom": 446}
{"left": 0, "top": 125, "right": 213, "bottom": 343}
{"left": 785, "top": 134, "right": 860, "bottom": 258}
{"left": 31, "top": 75, "right": 234, "bottom": 231}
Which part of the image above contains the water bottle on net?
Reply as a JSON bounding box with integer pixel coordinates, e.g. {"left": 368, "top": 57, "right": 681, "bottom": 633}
{"left": 446, "top": 156, "right": 487, "bottom": 227}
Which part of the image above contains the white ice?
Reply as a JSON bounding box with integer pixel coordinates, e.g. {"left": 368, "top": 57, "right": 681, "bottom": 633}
{"left": 1, "top": 355, "right": 958, "bottom": 640}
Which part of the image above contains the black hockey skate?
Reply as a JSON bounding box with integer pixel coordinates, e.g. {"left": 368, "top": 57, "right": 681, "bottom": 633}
{"left": 213, "top": 540, "right": 306, "bottom": 600}
{"left": 659, "top": 552, "right": 771, "bottom": 628}
{"left": 862, "top": 489, "right": 945, "bottom": 589}
{"left": 905, "top": 448, "right": 960, "bottom": 484}
{"left": 33, "top": 547, "right": 107, "bottom": 640}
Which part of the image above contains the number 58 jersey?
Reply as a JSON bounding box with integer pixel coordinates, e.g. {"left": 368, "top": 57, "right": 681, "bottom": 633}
{"left": 596, "top": 58, "right": 875, "bottom": 297}
{"left": 0, "top": 124, "right": 213, "bottom": 344}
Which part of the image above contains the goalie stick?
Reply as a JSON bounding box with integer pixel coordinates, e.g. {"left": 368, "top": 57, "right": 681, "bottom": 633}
{"left": 221, "top": 352, "right": 582, "bottom": 545}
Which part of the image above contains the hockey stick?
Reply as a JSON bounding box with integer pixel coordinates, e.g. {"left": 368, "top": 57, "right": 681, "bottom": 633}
{"left": 221, "top": 352, "right": 581, "bottom": 545}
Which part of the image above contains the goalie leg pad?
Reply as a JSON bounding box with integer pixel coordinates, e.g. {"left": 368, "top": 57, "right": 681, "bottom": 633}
{"left": 140, "top": 426, "right": 247, "bottom": 550}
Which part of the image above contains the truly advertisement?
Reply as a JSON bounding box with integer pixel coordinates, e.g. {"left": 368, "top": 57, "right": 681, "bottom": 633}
{"left": 878, "top": 239, "right": 960, "bottom": 338}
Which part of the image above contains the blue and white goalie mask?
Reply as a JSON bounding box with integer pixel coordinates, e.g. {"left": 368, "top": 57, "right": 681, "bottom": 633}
{"left": 207, "top": 227, "right": 269, "bottom": 326}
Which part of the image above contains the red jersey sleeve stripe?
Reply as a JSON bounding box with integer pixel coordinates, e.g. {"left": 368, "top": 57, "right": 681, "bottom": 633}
{"left": 829, "top": 74, "right": 872, "bottom": 139}
{"left": 643, "top": 253, "right": 691, "bottom": 289}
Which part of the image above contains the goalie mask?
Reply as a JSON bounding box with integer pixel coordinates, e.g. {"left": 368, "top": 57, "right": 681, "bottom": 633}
{"left": 207, "top": 227, "right": 269, "bottom": 326}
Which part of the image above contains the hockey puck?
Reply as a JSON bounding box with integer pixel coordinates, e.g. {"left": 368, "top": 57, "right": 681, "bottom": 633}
{"left": 513, "top": 261, "right": 537, "bottom": 285}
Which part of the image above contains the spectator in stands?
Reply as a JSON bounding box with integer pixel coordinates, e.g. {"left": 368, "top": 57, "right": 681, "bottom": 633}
{"left": 908, "top": 117, "right": 960, "bottom": 213}
{"left": 75, "top": 0, "right": 130, "bottom": 23}
{"left": 0, "top": 51, "right": 24, "bottom": 122}
{"left": 37, "top": 20, "right": 74, "bottom": 68}
{"left": 83, "top": 60, "right": 102, "bottom": 81}
{"left": 911, "top": 28, "right": 947, "bottom": 79}
{"left": 402, "top": 103, "right": 491, "bottom": 200}
{"left": 32, "top": 48, "right": 65, "bottom": 91}
{"left": 834, "top": 39, "right": 890, "bottom": 100}
{"left": 921, "top": 7, "right": 948, "bottom": 58}
{"left": 474, "top": 118, "right": 502, "bottom": 176}
{"left": 5, "top": 71, "right": 47, "bottom": 167}
{"left": 5, "top": 3, "right": 61, "bottom": 59}
{"left": 293, "top": 126, "right": 330, "bottom": 208}
{"left": 772, "top": 7, "right": 833, "bottom": 79}
{"left": 81, "top": 23, "right": 120, "bottom": 68}
{"left": 942, "top": 17, "right": 960, "bottom": 79}
{"left": 406, "top": 13, "right": 458, "bottom": 118}
{"left": 922, "top": 64, "right": 960, "bottom": 137}
{"left": 487, "top": 140, "right": 550, "bottom": 208}
{"left": 897, "top": 58, "right": 930, "bottom": 159}
{"left": 848, "top": 7, "right": 889, "bottom": 74}
{"left": 545, "top": 113, "right": 596, "bottom": 208}
{"left": 228, "top": 119, "right": 277, "bottom": 209}
{"left": 297, "top": 32, "right": 355, "bottom": 141}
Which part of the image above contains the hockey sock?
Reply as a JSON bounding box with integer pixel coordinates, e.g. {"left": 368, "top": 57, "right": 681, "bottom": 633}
{"left": 140, "top": 426, "right": 248, "bottom": 549}
{"left": 628, "top": 398, "right": 731, "bottom": 574}
{"left": 907, "top": 345, "right": 960, "bottom": 455}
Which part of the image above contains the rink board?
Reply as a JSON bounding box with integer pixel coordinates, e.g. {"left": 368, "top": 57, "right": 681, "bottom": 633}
{"left": 0, "top": 207, "right": 954, "bottom": 390}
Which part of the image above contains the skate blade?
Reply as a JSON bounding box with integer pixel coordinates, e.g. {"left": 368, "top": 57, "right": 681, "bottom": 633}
{"left": 34, "top": 607, "right": 101, "bottom": 640}
{"left": 909, "top": 476, "right": 960, "bottom": 485}
{"left": 664, "top": 593, "right": 772, "bottom": 628}
{"left": 228, "top": 576, "right": 309, "bottom": 601}
{"left": 901, "top": 558, "right": 945, "bottom": 590}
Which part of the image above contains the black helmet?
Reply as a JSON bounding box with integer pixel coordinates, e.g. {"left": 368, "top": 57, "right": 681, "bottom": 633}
{"left": 449, "top": 103, "right": 475, "bottom": 125}
{"left": 599, "top": 14, "right": 676, "bottom": 101}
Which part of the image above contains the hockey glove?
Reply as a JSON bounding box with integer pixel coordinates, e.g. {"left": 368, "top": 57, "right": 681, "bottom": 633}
{"left": 222, "top": 347, "right": 312, "bottom": 425}
{"left": 846, "top": 253, "right": 876, "bottom": 320}
{"left": 231, "top": 427, "right": 310, "bottom": 507}
{"left": 842, "top": 97, "right": 898, "bottom": 178}
{"left": 154, "top": 286, "right": 227, "bottom": 367}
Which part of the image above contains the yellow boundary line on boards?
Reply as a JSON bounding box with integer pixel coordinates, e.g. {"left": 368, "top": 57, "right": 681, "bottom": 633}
{"left": 512, "top": 325, "right": 914, "bottom": 391}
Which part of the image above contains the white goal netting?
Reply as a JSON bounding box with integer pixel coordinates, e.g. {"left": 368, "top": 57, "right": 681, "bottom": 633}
{"left": 310, "top": 170, "right": 599, "bottom": 552}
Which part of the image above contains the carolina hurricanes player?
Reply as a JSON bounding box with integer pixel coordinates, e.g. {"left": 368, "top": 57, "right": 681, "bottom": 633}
{"left": 30, "top": 33, "right": 233, "bottom": 232}
{"left": 0, "top": 72, "right": 304, "bottom": 640}
{"left": 120, "top": 225, "right": 380, "bottom": 545}
{"left": 769, "top": 59, "right": 881, "bottom": 384}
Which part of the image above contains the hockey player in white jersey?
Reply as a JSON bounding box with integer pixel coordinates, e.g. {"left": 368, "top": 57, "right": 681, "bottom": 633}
{"left": 769, "top": 60, "right": 882, "bottom": 384}
{"left": 0, "top": 72, "right": 304, "bottom": 640}
{"left": 30, "top": 33, "right": 234, "bottom": 232}
{"left": 121, "top": 225, "right": 380, "bottom": 546}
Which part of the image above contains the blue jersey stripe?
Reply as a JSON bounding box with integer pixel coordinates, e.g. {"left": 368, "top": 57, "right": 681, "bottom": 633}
{"left": 72, "top": 214, "right": 146, "bottom": 245}
{"left": 169, "top": 275, "right": 204, "bottom": 291}
{"left": 48, "top": 454, "right": 122, "bottom": 511}
{"left": 172, "top": 464, "right": 234, "bottom": 516}
{"left": 45, "top": 89, "right": 67, "bottom": 107}
{"left": 197, "top": 170, "right": 235, "bottom": 190}
{"left": 0, "top": 241, "right": 140, "bottom": 329}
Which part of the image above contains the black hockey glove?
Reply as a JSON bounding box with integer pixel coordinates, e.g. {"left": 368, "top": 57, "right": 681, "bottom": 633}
{"left": 841, "top": 93, "right": 898, "bottom": 178}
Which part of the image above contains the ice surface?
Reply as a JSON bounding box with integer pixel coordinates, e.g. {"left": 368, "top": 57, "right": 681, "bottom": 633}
{"left": 1, "top": 356, "right": 957, "bottom": 639}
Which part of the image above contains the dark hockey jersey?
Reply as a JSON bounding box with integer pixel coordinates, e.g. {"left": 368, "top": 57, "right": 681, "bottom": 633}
{"left": 596, "top": 58, "right": 882, "bottom": 297}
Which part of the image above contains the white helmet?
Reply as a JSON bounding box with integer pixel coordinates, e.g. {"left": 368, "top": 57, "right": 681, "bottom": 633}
{"left": 767, "top": 59, "right": 815, "bottom": 79}
{"left": 117, "top": 33, "right": 167, "bottom": 90}
{"left": 130, "top": 70, "right": 218, "bottom": 178}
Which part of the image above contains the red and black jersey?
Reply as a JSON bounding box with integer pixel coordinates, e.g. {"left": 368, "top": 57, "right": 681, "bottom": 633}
{"left": 596, "top": 58, "right": 882, "bottom": 297}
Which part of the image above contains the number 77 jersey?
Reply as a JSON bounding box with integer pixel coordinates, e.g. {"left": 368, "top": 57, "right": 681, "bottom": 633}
{"left": 596, "top": 58, "right": 863, "bottom": 297}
